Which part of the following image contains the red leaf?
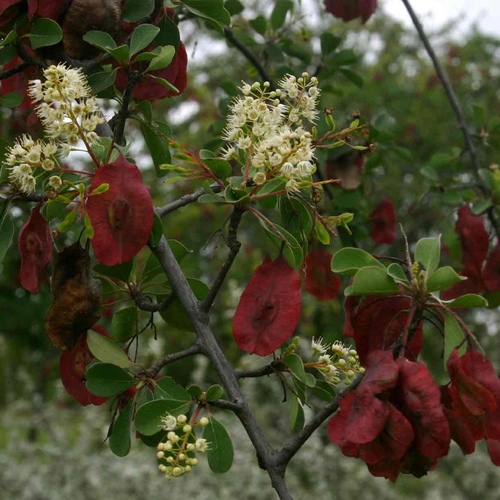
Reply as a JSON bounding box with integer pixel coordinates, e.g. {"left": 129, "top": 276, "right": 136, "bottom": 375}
{"left": 86, "top": 156, "right": 154, "bottom": 266}
{"left": 486, "top": 439, "right": 500, "bottom": 466}
{"left": 397, "top": 358, "right": 450, "bottom": 458}
{"left": 115, "top": 42, "right": 188, "bottom": 101}
{"left": 456, "top": 205, "right": 489, "bottom": 271}
{"left": 343, "top": 385, "right": 390, "bottom": 444}
{"left": 361, "top": 349, "right": 400, "bottom": 395}
{"left": 0, "top": 55, "right": 37, "bottom": 109}
{"left": 483, "top": 244, "right": 500, "bottom": 292}
{"left": 324, "top": 0, "right": 378, "bottom": 23}
{"left": 0, "top": 0, "right": 21, "bottom": 17}
{"left": 304, "top": 249, "right": 341, "bottom": 301}
{"left": 369, "top": 197, "right": 396, "bottom": 245}
{"left": 343, "top": 296, "right": 423, "bottom": 365}
{"left": 59, "top": 330, "right": 108, "bottom": 406}
{"left": 27, "top": 0, "right": 70, "bottom": 20}
{"left": 18, "top": 203, "right": 52, "bottom": 294}
{"left": 447, "top": 349, "right": 500, "bottom": 441}
{"left": 233, "top": 255, "right": 301, "bottom": 356}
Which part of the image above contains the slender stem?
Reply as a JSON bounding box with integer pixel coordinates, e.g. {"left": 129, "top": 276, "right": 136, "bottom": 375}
{"left": 401, "top": 0, "right": 500, "bottom": 238}
{"left": 145, "top": 344, "right": 203, "bottom": 378}
{"left": 223, "top": 27, "right": 274, "bottom": 86}
{"left": 275, "top": 374, "right": 364, "bottom": 469}
{"left": 134, "top": 291, "right": 176, "bottom": 312}
{"left": 201, "top": 206, "right": 244, "bottom": 313}
{"left": 155, "top": 188, "right": 205, "bottom": 218}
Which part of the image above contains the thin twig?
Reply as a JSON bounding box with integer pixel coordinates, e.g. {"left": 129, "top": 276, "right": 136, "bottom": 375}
{"left": 134, "top": 292, "right": 176, "bottom": 312}
{"left": 223, "top": 27, "right": 274, "bottom": 86}
{"left": 114, "top": 70, "right": 139, "bottom": 144}
{"left": 0, "top": 62, "right": 30, "bottom": 80}
{"left": 401, "top": 0, "right": 500, "bottom": 238}
{"left": 236, "top": 364, "right": 277, "bottom": 379}
{"left": 145, "top": 344, "right": 203, "bottom": 378}
{"left": 274, "top": 373, "right": 364, "bottom": 469}
{"left": 201, "top": 206, "right": 244, "bottom": 312}
{"left": 208, "top": 399, "right": 242, "bottom": 413}
{"left": 155, "top": 187, "right": 205, "bottom": 218}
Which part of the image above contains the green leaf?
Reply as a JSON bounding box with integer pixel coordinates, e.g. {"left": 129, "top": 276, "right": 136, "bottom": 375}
{"left": 415, "top": 236, "right": 440, "bottom": 275}
{"left": 83, "top": 212, "right": 94, "bottom": 239}
{"left": 147, "top": 45, "right": 175, "bottom": 72}
{"left": 86, "top": 363, "right": 136, "bottom": 397}
{"left": 135, "top": 399, "right": 192, "bottom": 436}
{"left": 0, "top": 211, "right": 14, "bottom": 263}
{"left": 198, "top": 193, "right": 227, "bottom": 204}
{"left": 130, "top": 24, "right": 160, "bottom": 57}
{"left": 259, "top": 218, "right": 303, "bottom": 268}
{"left": 110, "top": 399, "right": 133, "bottom": 457}
{"left": 58, "top": 208, "right": 78, "bottom": 233}
{"left": 122, "top": 0, "right": 155, "bottom": 23}
{"left": 289, "top": 393, "right": 305, "bottom": 433}
{"left": 149, "top": 74, "right": 179, "bottom": 93}
{"left": 427, "top": 266, "right": 466, "bottom": 293}
{"left": 83, "top": 30, "right": 117, "bottom": 52}
{"left": 347, "top": 267, "right": 399, "bottom": 296}
{"left": 203, "top": 416, "right": 234, "bottom": 473}
{"left": 0, "top": 92, "right": 23, "bottom": 108}
{"left": 443, "top": 294, "right": 488, "bottom": 308}
{"left": 205, "top": 385, "right": 224, "bottom": 401}
{"left": 471, "top": 199, "right": 493, "bottom": 215}
{"left": 311, "top": 379, "right": 336, "bottom": 402}
{"left": 205, "top": 159, "right": 232, "bottom": 181}
{"left": 140, "top": 123, "right": 171, "bottom": 177}
{"left": 187, "top": 385, "right": 203, "bottom": 398}
{"left": 181, "top": 0, "right": 232, "bottom": 31}
{"left": 94, "top": 261, "right": 133, "bottom": 282}
{"left": 30, "top": 18, "right": 62, "bottom": 49}
{"left": 315, "top": 218, "right": 330, "bottom": 245}
{"left": 111, "top": 307, "right": 137, "bottom": 342}
{"left": 271, "top": 0, "right": 293, "bottom": 30}
{"left": 87, "top": 330, "right": 135, "bottom": 368}
{"left": 279, "top": 197, "right": 313, "bottom": 238}
{"left": 331, "top": 247, "right": 385, "bottom": 275}
{"left": 154, "top": 377, "right": 192, "bottom": 403}
{"left": 108, "top": 44, "right": 130, "bottom": 62}
{"left": 88, "top": 69, "right": 118, "bottom": 95}
{"left": 0, "top": 31, "right": 17, "bottom": 47}
{"left": 387, "top": 263, "right": 409, "bottom": 284}
{"left": 284, "top": 354, "right": 306, "bottom": 383}
{"left": 443, "top": 310, "right": 466, "bottom": 366}
{"left": 320, "top": 33, "right": 341, "bottom": 54}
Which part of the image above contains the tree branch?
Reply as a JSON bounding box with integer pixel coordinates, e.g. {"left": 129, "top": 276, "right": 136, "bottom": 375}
{"left": 223, "top": 27, "right": 274, "bottom": 86}
{"left": 201, "top": 206, "right": 244, "bottom": 313}
{"left": 152, "top": 236, "right": 293, "bottom": 499}
{"left": 401, "top": 0, "right": 500, "bottom": 238}
{"left": 274, "top": 374, "right": 364, "bottom": 469}
{"left": 113, "top": 70, "right": 139, "bottom": 144}
{"left": 155, "top": 187, "right": 205, "bottom": 218}
{"left": 236, "top": 364, "right": 278, "bottom": 379}
{"left": 145, "top": 344, "right": 203, "bottom": 378}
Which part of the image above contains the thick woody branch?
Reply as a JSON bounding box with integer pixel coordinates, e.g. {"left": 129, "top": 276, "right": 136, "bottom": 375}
{"left": 0, "top": 62, "right": 30, "bottom": 81}
{"left": 113, "top": 70, "right": 139, "bottom": 144}
{"left": 401, "top": 0, "right": 500, "bottom": 238}
{"left": 236, "top": 364, "right": 277, "bottom": 379}
{"left": 152, "top": 236, "right": 292, "bottom": 499}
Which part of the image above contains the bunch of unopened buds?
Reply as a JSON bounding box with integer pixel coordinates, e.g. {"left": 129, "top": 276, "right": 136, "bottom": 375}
{"left": 156, "top": 413, "right": 210, "bottom": 480}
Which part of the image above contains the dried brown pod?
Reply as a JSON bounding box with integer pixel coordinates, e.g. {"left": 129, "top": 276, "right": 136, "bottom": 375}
{"left": 45, "top": 242, "right": 101, "bottom": 350}
{"left": 62, "top": 0, "right": 121, "bottom": 60}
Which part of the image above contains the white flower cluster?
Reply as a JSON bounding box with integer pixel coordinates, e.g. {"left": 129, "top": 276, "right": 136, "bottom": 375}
{"left": 4, "top": 64, "right": 103, "bottom": 194}
{"left": 28, "top": 64, "right": 103, "bottom": 145}
{"left": 221, "top": 73, "right": 320, "bottom": 191}
{"left": 157, "top": 413, "right": 210, "bottom": 480}
{"left": 311, "top": 338, "right": 365, "bottom": 385}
